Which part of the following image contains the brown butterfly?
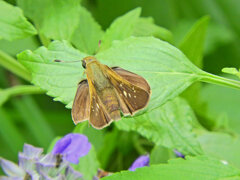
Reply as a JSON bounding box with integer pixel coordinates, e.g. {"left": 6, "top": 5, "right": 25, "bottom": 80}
{"left": 70, "top": 56, "right": 151, "bottom": 129}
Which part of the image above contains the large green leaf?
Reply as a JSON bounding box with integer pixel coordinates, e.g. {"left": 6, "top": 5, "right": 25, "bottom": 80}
{"left": 198, "top": 132, "right": 240, "bottom": 168}
{"left": 102, "top": 156, "right": 240, "bottom": 180}
{"left": 17, "top": 0, "right": 81, "bottom": 40}
{"left": 116, "top": 97, "right": 203, "bottom": 155}
{"left": 0, "top": 0, "right": 37, "bottom": 41}
{"left": 71, "top": 6, "right": 104, "bottom": 55}
{"left": 99, "top": 8, "right": 141, "bottom": 51}
{"left": 18, "top": 36, "right": 203, "bottom": 111}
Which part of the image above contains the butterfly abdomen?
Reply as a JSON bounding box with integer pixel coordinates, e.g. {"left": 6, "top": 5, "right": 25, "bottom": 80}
{"left": 100, "top": 88, "right": 121, "bottom": 120}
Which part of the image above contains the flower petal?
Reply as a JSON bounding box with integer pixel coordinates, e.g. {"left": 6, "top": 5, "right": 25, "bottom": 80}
{"left": 22, "top": 144, "right": 43, "bottom": 159}
{"left": 52, "top": 133, "right": 91, "bottom": 164}
{"left": 0, "top": 158, "right": 25, "bottom": 177}
{"left": 18, "top": 153, "right": 36, "bottom": 173}
{"left": 129, "top": 155, "right": 149, "bottom": 171}
{"left": 0, "top": 176, "right": 23, "bottom": 180}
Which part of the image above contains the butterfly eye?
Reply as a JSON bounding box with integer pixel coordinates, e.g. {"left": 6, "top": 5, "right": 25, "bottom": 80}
{"left": 82, "top": 60, "right": 86, "bottom": 69}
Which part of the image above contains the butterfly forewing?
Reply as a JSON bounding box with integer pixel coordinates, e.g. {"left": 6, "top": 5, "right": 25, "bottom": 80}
{"left": 104, "top": 66, "right": 150, "bottom": 115}
{"left": 112, "top": 67, "right": 150, "bottom": 93}
{"left": 72, "top": 80, "right": 90, "bottom": 124}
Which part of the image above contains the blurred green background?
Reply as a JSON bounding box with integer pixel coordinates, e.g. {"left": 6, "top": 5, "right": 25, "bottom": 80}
{"left": 1, "top": 0, "right": 240, "bottom": 172}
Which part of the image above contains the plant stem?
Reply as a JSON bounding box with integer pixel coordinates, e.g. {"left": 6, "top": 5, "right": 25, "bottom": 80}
{"left": 0, "top": 50, "right": 31, "bottom": 81}
{"left": 200, "top": 72, "right": 240, "bottom": 90}
{"left": 0, "top": 85, "right": 45, "bottom": 106}
{"left": 5, "top": 85, "right": 45, "bottom": 96}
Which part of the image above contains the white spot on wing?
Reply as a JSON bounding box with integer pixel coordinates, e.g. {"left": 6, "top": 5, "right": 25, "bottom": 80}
{"left": 96, "top": 103, "right": 99, "bottom": 108}
{"left": 123, "top": 91, "right": 127, "bottom": 97}
{"left": 134, "top": 95, "right": 136, "bottom": 98}
{"left": 128, "top": 93, "right": 131, "bottom": 98}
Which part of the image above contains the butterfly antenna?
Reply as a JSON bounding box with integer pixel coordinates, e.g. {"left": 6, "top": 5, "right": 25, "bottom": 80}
{"left": 54, "top": 59, "right": 81, "bottom": 63}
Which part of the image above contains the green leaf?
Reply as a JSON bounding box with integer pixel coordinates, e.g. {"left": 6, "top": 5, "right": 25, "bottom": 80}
{"left": 71, "top": 6, "right": 104, "bottom": 55}
{"left": 18, "top": 40, "right": 88, "bottom": 108}
{"left": 179, "top": 16, "right": 209, "bottom": 68}
{"left": 200, "top": 79, "right": 240, "bottom": 133}
{"left": 99, "top": 8, "right": 141, "bottom": 51}
{"left": 116, "top": 97, "right": 203, "bottom": 155}
{"left": 133, "top": 17, "right": 173, "bottom": 42}
{"left": 0, "top": 37, "right": 40, "bottom": 57}
{"left": 72, "top": 146, "right": 100, "bottom": 180}
{"left": 0, "top": 0, "right": 37, "bottom": 41}
{"left": 198, "top": 132, "right": 240, "bottom": 168}
{"left": 102, "top": 156, "right": 240, "bottom": 180}
{"left": 222, "top": 68, "right": 240, "bottom": 79}
{"left": 17, "top": 0, "right": 81, "bottom": 40}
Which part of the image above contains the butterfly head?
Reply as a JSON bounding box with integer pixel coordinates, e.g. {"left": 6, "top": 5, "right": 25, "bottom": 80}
{"left": 82, "top": 56, "right": 97, "bottom": 69}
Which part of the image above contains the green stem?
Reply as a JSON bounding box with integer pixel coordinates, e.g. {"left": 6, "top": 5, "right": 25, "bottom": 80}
{"left": 0, "top": 50, "right": 31, "bottom": 81}
{"left": 200, "top": 72, "right": 240, "bottom": 90}
{"left": 1, "top": 85, "right": 45, "bottom": 106}
{"left": 5, "top": 85, "right": 45, "bottom": 96}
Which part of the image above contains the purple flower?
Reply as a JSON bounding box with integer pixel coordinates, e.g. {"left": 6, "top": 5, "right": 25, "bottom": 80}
{"left": 52, "top": 133, "right": 91, "bottom": 164}
{"left": 129, "top": 155, "right": 150, "bottom": 171}
{"left": 174, "top": 150, "right": 185, "bottom": 158}
{"left": 0, "top": 144, "right": 43, "bottom": 179}
{"left": 0, "top": 134, "right": 90, "bottom": 179}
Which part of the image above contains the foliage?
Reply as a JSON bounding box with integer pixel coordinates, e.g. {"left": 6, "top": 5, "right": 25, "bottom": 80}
{"left": 102, "top": 156, "right": 240, "bottom": 180}
{"left": 1, "top": 0, "right": 240, "bottom": 179}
